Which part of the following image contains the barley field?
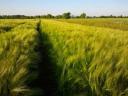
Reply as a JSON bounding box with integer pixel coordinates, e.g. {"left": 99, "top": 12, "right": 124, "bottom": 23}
{"left": 0, "top": 19, "right": 128, "bottom": 96}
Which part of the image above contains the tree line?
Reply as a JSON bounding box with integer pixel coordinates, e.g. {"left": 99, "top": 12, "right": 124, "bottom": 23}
{"left": 0, "top": 12, "right": 127, "bottom": 19}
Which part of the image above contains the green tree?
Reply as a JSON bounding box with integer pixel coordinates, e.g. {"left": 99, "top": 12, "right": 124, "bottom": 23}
{"left": 62, "top": 12, "right": 71, "bottom": 19}
{"left": 80, "top": 13, "right": 86, "bottom": 18}
{"left": 46, "top": 14, "right": 54, "bottom": 18}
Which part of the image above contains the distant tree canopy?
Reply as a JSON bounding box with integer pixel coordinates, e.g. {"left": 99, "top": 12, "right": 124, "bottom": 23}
{"left": 62, "top": 12, "right": 71, "bottom": 19}
{"left": 46, "top": 14, "right": 54, "bottom": 18}
{"left": 0, "top": 12, "right": 127, "bottom": 19}
{"left": 80, "top": 13, "right": 86, "bottom": 18}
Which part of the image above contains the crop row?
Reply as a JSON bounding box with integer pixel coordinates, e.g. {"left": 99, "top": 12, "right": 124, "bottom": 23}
{"left": 41, "top": 19, "right": 128, "bottom": 96}
{"left": 0, "top": 20, "right": 43, "bottom": 96}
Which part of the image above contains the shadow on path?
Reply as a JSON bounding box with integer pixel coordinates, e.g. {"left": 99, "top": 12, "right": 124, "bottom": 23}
{"left": 36, "top": 20, "right": 58, "bottom": 96}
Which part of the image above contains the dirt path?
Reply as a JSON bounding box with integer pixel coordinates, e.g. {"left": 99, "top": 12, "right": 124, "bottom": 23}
{"left": 36, "top": 20, "right": 58, "bottom": 96}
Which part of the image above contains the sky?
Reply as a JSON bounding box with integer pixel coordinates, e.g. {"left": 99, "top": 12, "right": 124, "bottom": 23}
{"left": 0, "top": 0, "right": 128, "bottom": 16}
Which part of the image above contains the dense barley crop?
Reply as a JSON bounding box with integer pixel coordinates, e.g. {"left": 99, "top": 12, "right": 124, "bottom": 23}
{"left": 41, "top": 19, "right": 128, "bottom": 96}
{"left": 0, "top": 19, "right": 128, "bottom": 96}
{"left": 0, "top": 20, "right": 42, "bottom": 96}
{"left": 58, "top": 18, "right": 128, "bottom": 31}
{"left": 0, "top": 19, "right": 26, "bottom": 33}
